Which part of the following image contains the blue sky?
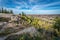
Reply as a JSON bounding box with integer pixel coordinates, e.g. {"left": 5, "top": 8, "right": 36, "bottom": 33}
{"left": 0, "top": 0, "right": 60, "bottom": 14}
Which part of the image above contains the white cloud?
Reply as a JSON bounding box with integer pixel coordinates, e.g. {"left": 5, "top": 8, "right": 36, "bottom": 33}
{"left": 32, "top": 1, "right": 60, "bottom": 10}
{"left": 29, "top": 0, "right": 38, "bottom": 4}
{"left": 3, "top": 0, "right": 60, "bottom": 10}
{"left": 1, "top": 0, "right": 60, "bottom": 14}
{"left": 4, "top": 7, "right": 60, "bottom": 14}
{"left": 15, "top": 6, "right": 21, "bottom": 9}
{"left": 15, "top": 0, "right": 39, "bottom": 9}
{"left": 43, "top": 1, "right": 60, "bottom": 7}
{"left": 15, "top": 1, "right": 30, "bottom": 8}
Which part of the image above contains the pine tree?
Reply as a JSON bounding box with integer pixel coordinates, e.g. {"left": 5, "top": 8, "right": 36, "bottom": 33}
{"left": 2, "top": 8, "right": 3, "bottom": 13}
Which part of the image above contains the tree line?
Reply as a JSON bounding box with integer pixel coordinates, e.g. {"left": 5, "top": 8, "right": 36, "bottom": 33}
{"left": 0, "top": 8, "right": 13, "bottom": 14}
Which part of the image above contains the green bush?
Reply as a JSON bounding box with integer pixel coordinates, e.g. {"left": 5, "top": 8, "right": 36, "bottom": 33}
{"left": 53, "top": 17, "right": 60, "bottom": 32}
{"left": 5, "top": 33, "right": 42, "bottom": 40}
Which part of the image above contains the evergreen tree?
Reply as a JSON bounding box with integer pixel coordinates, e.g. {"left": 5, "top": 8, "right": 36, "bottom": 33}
{"left": 2, "top": 8, "right": 3, "bottom": 13}
{"left": 0, "top": 8, "right": 13, "bottom": 14}
{"left": 21, "top": 12, "right": 26, "bottom": 16}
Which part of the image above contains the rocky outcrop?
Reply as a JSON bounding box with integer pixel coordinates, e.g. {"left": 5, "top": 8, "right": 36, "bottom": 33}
{"left": 5, "top": 27, "right": 39, "bottom": 40}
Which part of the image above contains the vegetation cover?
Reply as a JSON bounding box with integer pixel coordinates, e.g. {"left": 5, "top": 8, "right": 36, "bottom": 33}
{"left": 0, "top": 10, "right": 60, "bottom": 40}
{"left": 6, "top": 13, "right": 60, "bottom": 40}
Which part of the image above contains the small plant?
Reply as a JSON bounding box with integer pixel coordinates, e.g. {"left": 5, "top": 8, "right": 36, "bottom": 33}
{"left": 0, "top": 17, "right": 10, "bottom": 22}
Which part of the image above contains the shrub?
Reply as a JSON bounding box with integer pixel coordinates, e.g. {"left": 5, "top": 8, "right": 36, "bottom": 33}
{"left": 0, "top": 17, "right": 10, "bottom": 22}
{"left": 5, "top": 33, "right": 42, "bottom": 40}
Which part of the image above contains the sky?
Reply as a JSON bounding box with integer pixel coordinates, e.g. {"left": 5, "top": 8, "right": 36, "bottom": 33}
{"left": 0, "top": 0, "right": 60, "bottom": 14}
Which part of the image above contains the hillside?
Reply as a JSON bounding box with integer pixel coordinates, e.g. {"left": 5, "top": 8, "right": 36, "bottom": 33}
{"left": 0, "top": 13, "right": 60, "bottom": 40}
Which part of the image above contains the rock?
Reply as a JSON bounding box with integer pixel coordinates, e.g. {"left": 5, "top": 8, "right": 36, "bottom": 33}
{"left": 5, "top": 27, "right": 39, "bottom": 40}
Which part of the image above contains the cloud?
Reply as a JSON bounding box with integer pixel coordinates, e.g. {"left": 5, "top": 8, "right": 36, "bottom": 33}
{"left": 0, "top": 0, "right": 60, "bottom": 14}
{"left": 15, "top": 0, "right": 59, "bottom": 10}
{"left": 32, "top": 1, "right": 60, "bottom": 10}
{"left": 4, "top": 7, "right": 60, "bottom": 14}
{"left": 20, "top": 10, "right": 60, "bottom": 14}
{"left": 43, "top": 1, "right": 60, "bottom": 7}
{"left": 15, "top": 6, "right": 21, "bottom": 9}
{"left": 1, "top": 0, "right": 60, "bottom": 10}
{"left": 29, "top": 0, "right": 38, "bottom": 3}
{"left": 15, "top": 1, "right": 28, "bottom": 7}
{"left": 15, "top": 1, "right": 30, "bottom": 9}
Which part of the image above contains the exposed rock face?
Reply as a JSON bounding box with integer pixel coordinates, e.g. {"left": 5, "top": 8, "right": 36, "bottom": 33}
{"left": 0, "top": 14, "right": 21, "bottom": 33}
{"left": 0, "top": 13, "right": 20, "bottom": 22}
{"left": 0, "top": 13, "right": 13, "bottom": 18}
{"left": 5, "top": 27, "right": 39, "bottom": 40}
{"left": 6, "top": 23, "right": 16, "bottom": 27}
